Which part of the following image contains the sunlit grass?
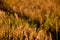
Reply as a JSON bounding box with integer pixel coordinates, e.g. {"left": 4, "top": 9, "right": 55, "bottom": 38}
{"left": 0, "top": 0, "right": 60, "bottom": 40}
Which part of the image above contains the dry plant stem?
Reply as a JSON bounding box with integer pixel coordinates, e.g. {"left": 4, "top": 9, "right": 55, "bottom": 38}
{"left": 56, "top": 19, "right": 58, "bottom": 40}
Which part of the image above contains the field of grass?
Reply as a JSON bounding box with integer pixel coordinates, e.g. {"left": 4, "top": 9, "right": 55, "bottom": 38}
{"left": 0, "top": 0, "right": 60, "bottom": 40}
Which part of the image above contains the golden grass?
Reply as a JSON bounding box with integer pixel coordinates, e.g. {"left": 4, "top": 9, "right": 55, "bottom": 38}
{"left": 0, "top": 0, "right": 60, "bottom": 40}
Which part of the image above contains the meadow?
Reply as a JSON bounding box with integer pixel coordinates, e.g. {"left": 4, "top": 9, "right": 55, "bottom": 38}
{"left": 0, "top": 0, "right": 60, "bottom": 40}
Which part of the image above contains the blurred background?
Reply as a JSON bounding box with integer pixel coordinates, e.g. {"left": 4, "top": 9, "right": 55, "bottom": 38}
{"left": 0, "top": 0, "right": 60, "bottom": 40}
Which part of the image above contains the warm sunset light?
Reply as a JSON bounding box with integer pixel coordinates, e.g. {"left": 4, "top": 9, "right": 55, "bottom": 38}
{"left": 0, "top": 0, "right": 60, "bottom": 40}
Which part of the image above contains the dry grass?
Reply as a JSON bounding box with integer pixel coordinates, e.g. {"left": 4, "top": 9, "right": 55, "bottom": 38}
{"left": 0, "top": 0, "right": 60, "bottom": 40}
